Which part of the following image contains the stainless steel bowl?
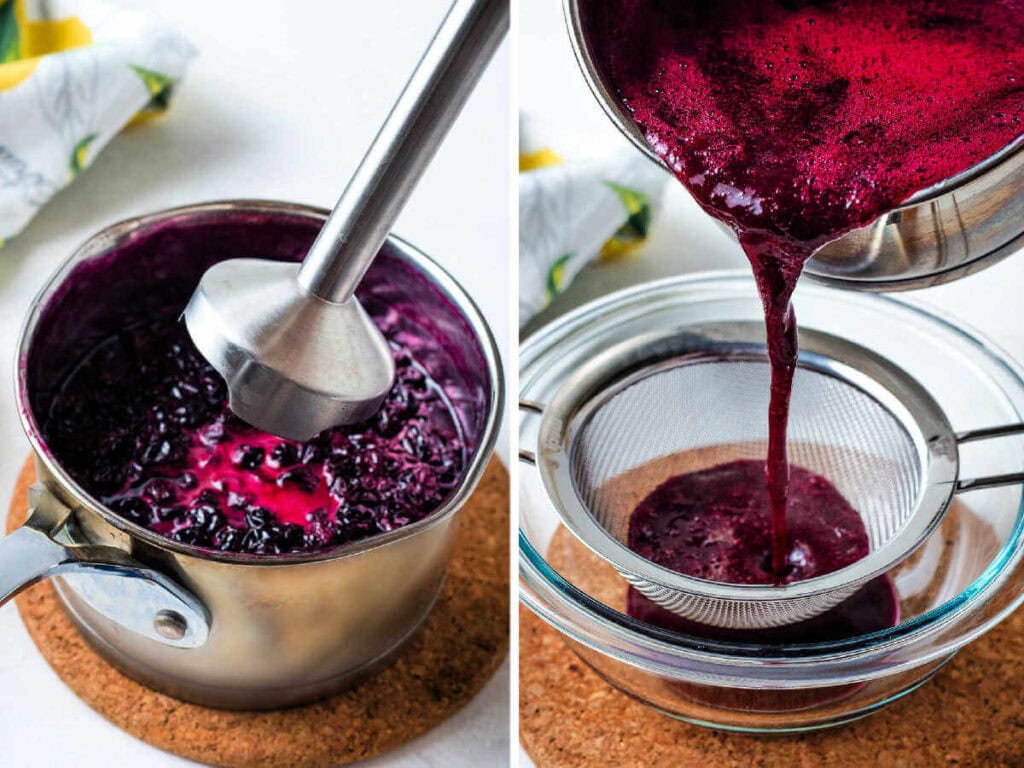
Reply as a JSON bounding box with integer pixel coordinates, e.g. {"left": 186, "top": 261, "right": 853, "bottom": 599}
{"left": 563, "top": 0, "right": 1024, "bottom": 291}
{"left": 1, "top": 200, "right": 503, "bottom": 709}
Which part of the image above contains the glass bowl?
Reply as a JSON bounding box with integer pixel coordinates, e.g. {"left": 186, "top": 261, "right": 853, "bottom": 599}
{"left": 519, "top": 272, "right": 1024, "bottom": 731}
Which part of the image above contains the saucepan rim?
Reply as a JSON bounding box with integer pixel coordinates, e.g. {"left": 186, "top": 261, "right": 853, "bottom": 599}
{"left": 14, "top": 199, "right": 504, "bottom": 566}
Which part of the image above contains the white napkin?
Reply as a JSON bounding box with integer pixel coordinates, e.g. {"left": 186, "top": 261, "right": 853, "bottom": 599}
{"left": 519, "top": 114, "right": 667, "bottom": 325}
{"left": 0, "top": 0, "right": 196, "bottom": 245}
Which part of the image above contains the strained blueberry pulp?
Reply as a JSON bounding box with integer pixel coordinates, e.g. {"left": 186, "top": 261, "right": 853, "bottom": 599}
{"left": 42, "top": 309, "right": 465, "bottom": 556}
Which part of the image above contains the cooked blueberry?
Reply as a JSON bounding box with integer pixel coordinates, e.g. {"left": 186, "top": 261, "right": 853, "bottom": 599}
{"left": 196, "top": 489, "right": 220, "bottom": 506}
{"left": 190, "top": 503, "right": 225, "bottom": 534}
{"left": 40, "top": 310, "right": 464, "bottom": 557}
{"left": 400, "top": 366, "right": 427, "bottom": 391}
{"left": 376, "top": 408, "right": 401, "bottom": 438}
{"left": 142, "top": 478, "right": 178, "bottom": 504}
{"left": 299, "top": 442, "right": 324, "bottom": 465}
{"left": 171, "top": 526, "right": 201, "bottom": 545}
{"left": 245, "top": 506, "right": 273, "bottom": 530}
{"left": 198, "top": 421, "right": 226, "bottom": 446}
{"left": 241, "top": 525, "right": 275, "bottom": 554}
{"left": 140, "top": 439, "right": 173, "bottom": 466}
{"left": 172, "top": 521, "right": 216, "bottom": 548}
{"left": 199, "top": 371, "right": 226, "bottom": 400}
{"left": 276, "top": 523, "right": 306, "bottom": 553}
{"left": 108, "top": 497, "right": 151, "bottom": 524}
{"left": 269, "top": 442, "right": 300, "bottom": 468}
{"left": 154, "top": 504, "right": 186, "bottom": 523}
{"left": 277, "top": 466, "right": 319, "bottom": 493}
{"left": 304, "top": 509, "right": 334, "bottom": 550}
{"left": 214, "top": 525, "right": 244, "bottom": 552}
{"left": 233, "top": 444, "right": 265, "bottom": 470}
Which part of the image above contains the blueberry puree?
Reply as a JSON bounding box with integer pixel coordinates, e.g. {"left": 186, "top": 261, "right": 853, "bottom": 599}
{"left": 28, "top": 214, "right": 487, "bottom": 557}
{"left": 41, "top": 312, "right": 464, "bottom": 555}
{"left": 582, "top": 0, "right": 1024, "bottom": 579}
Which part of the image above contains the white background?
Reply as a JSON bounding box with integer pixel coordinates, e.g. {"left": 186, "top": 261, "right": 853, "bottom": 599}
{"left": 0, "top": 1, "right": 510, "bottom": 767}
{"left": 520, "top": 0, "right": 1024, "bottom": 764}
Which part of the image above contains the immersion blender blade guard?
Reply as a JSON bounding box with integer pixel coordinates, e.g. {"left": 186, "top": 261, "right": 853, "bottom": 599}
{"left": 521, "top": 321, "right": 1024, "bottom": 629}
{"left": 184, "top": 0, "right": 509, "bottom": 441}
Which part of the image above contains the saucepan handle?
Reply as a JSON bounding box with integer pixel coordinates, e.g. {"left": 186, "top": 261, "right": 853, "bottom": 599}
{"left": 955, "top": 423, "right": 1024, "bottom": 492}
{"left": 0, "top": 482, "right": 210, "bottom": 648}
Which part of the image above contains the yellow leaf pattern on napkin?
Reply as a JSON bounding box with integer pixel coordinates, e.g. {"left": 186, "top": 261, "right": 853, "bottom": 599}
{"left": 545, "top": 253, "right": 572, "bottom": 303}
{"left": 599, "top": 181, "right": 652, "bottom": 261}
{"left": 69, "top": 132, "right": 96, "bottom": 178}
{"left": 0, "top": 1, "right": 195, "bottom": 247}
{"left": 0, "top": 0, "right": 91, "bottom": 92}
{"left": 519, "top": 147, "right": 563, "bottom": 172}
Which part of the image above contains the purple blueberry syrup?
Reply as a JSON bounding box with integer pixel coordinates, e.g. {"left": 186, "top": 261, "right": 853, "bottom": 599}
{"left": 627, "top": 577, "right": 898, "bottom": 645}
{"left": 626, "top": 460, "right": 899, "bottom": 643}
{"left": 628, "top": 460, "right": 868, "bottom": 585}
{"left": 28, "top": 214, "right": 487, "bottom": 557}
{"left": 631, "top": 576, "right": 899, "bottom": 712}
{"left": 582, "top": 0, "right": 1024, "bottom": 580}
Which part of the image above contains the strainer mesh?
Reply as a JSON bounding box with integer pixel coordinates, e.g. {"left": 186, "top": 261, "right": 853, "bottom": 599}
{"left": 569, "top": 359, "right": 924, "bottom": 627}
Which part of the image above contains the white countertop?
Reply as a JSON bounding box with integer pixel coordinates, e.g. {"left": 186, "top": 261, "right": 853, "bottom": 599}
{"left": 519, "top": 0, "right": 1024, "bottom": 764}
{"left": 0, "top": 1, "right": 510, "bottom": 766}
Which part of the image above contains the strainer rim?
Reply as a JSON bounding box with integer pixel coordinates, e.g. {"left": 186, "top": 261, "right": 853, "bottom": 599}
{"left": 535, "top": 322, "right": 958, "bottom": 605}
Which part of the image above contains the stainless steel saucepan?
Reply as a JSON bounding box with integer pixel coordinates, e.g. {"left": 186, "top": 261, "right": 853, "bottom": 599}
{"left": 1, "top": 200, "right": 503, "bottom": 709}
{"left": 563, "top": 0, "right": 1024, "bottom": 291}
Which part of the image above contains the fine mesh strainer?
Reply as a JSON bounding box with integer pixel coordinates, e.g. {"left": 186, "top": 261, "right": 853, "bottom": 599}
{"left": 522, "top": 321, "right": 1024, "bottom": 629}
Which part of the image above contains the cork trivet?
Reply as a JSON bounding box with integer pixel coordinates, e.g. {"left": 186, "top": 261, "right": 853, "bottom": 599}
{"left": 522, "top": 601, "right": 1024, "bottom": 767}
{"left": 6, "top": 456, "right": 509, "bottom": 768}
{"left": 521, "top": 447, "right": 1022, "bottom": 767}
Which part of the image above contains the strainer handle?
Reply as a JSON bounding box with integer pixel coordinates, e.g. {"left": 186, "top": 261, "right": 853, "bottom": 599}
{"left": 519, "top": 400, "right": 544, "bottom": 465}
{"left": 956, "top": 423, "right": 1024, "bottom": 492}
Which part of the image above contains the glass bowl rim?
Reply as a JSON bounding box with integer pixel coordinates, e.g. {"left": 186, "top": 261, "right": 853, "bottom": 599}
{"left": 519, "top": 271, "right": 1024, "bottom": 679}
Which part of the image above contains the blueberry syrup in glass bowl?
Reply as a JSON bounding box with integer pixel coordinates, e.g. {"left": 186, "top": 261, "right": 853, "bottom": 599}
{"left": 41, "top": 308, "right": 465, "bottom": 556}
{"left": 628, "top": 572, "right": 899, "bottom": 712}
{"left": 582, "top": 0, "right": 1024, "bottom": 585}
{"left": 624, "top": 461, "right": 899, "bottom": 710}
